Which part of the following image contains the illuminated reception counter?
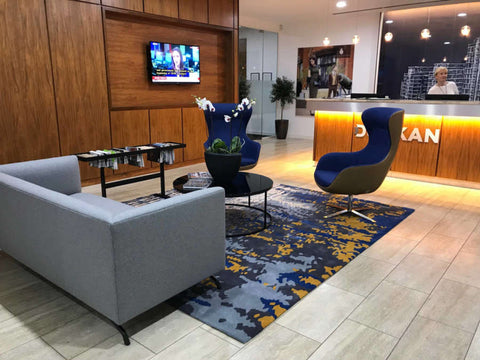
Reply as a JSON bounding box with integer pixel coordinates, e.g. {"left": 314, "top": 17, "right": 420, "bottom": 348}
{"left": 305, "top": 99, "right": 480, "bottom": 182}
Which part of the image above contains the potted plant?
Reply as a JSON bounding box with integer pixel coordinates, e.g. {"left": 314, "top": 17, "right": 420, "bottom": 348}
{"left": 194, "top": 96, "right": 255, "bottom": 183}
{"left": 270, "top": 76, "right": 296, "bottom": 139}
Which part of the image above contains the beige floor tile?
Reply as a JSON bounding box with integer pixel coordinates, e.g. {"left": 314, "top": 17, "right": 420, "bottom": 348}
{"left": 388, "top": 316, "right": 472, "bottom": 360}
{"left": 0, "top": 268, "right": 41, "bottom": 296}
{"left": 0, "top": 281, "right": 62, "bottom": 315}
{"left": 349, "top": 281, "right": 427, "bottom": 337}
{"left": 42, "top": 313, "right": 117, "bottom": 359}
{"left": 462, "top": 224, "right": 480, "bottom": 256}
{"left": 229, "top": 323, "right": 319, "bottom": 360}
{"left": 71, "top": 334, "right": 154, "bottom": 360}
{"left": 385, "top": 216, "right": 436, "bottom": 242}
{"left": 308, "top": 319, "right": 398, "bottom": 360}
{"left": 0, "top": 296, "right": 88, "bottom": 354}
{"left": 444, "top": 251, "right": 480, "bottom": 288}
{"left": 361, "top": 233, "right": 417, "bottom": 265}
{"left": 465, "top": 326, "right": 480, "bottom": 360}
{"left": 419, "top": 279, "right": 480, "bottom": 333}
{"left": 412, "top": 232, "right": 466, "bottom": 262}
{"left": 0, "top": 338, "right": 64, "bottom": 360}
{"left": 0, "top": 253, "right": 22, "bottom": 274}
{"left": 0, "top": 304, "right": 13, "bottom": 323}
{"left": 200, "top": 324, "right": 244, "bottom": 348}
{"left": 385, "top": 253, "right": 449, "bottom": 293}
{"left": 325, "top": 255, "right": 395, "bottom": 296}
{"left": 151, "top": 327, "right": 240, "bottom": 360}
{"left": 276, "top": 283, "right": 364, "bottom": 343}
{"left": 430, "top": 208, "right": 479, "bottom": 240}
{"left": 131, "top": 310, "right": 202, "bottom": 353}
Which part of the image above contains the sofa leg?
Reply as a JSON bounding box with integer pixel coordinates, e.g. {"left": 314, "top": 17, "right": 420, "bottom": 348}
{"left": 114, "top": 324, "right": 130, "bottom": 345}
{"left": 210, "top": 275, "right": 222, "bottom": 289}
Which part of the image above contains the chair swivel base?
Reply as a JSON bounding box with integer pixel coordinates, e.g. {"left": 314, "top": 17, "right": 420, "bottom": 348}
{"left": 324, "top": 195, "right": 376, "bottom": 223}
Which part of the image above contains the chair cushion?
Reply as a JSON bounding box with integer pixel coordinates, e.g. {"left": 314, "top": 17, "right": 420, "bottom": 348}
{"left": 314, "top": 169, "right": 339, "bottom": 188}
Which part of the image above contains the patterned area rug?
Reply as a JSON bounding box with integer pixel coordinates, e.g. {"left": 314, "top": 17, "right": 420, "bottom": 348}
{"left": 125, "top": 184, "right": 414, "bottom": 343}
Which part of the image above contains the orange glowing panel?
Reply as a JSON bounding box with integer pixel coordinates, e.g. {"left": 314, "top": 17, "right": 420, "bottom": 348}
{"left": 313, "top": 111, "right": 354, "bottom": 161}
{"left": 437, "top": 115, "right": 480, "bottom": 182}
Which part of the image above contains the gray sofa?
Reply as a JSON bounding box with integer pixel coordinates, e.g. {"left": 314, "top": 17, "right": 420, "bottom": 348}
{"left": 0, "top": 155, "right": 225, "bottom": 344}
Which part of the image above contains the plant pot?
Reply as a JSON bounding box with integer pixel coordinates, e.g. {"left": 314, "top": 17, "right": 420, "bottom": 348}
{"left": 204, "top": 151, "right": 242, "bottom": 184}
{"left": 275, "top": 119, "right": 289, "bottom": 139}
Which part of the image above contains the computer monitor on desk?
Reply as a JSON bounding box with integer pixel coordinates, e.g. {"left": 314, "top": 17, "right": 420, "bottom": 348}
{"left": 425, "top": 94, "right": 469, "bottom": 101}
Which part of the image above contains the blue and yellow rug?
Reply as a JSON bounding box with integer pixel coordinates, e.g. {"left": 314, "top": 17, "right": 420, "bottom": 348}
{"left": 126, "top": 184, "right": 414, "bottom": 343}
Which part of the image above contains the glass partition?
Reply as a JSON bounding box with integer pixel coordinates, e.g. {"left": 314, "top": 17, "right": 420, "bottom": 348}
{"left": 239, "top": 27, "right": 278, "bottom": 137}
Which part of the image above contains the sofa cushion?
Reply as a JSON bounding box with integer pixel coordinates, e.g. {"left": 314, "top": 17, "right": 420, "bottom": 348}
{"left": 71, "top": 193, "right": 132, "bottom": 215}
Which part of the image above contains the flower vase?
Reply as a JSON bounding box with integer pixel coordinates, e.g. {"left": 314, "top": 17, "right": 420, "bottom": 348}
{"left": 204, "top": 151, "right": 242, "bottom": 184}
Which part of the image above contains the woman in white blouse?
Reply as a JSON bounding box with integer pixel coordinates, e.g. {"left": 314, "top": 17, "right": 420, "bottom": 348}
{"left": 428, "top": 66, "right": 459, "bottom": 94}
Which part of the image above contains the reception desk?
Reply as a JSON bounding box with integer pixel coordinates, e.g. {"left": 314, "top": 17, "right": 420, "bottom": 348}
{"left": 306, "top": 99, "right": 480, "bottom": 182}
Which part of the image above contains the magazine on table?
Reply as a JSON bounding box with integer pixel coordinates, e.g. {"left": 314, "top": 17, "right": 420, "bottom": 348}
{"left": 187, "top": 171, "right": 213, "bottom": 179}
{"left": 183, "top": 177, "right": 213, "bottom": 190}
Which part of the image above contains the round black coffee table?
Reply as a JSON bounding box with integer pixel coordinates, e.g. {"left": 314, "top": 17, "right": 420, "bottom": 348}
{"left": 173, "top": 172, "right": 273, "bottom": 237}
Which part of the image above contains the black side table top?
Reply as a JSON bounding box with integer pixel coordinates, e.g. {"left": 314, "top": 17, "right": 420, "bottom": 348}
{"left": 173, "top": 172, "right": 273, "bottom": 198}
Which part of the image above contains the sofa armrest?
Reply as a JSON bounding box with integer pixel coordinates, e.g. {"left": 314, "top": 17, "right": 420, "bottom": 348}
{"left": 109, "top": 187, "right": 226, "bottom": 323}
{"left": 0, "top": 155, "right": 81, "bottom": 195}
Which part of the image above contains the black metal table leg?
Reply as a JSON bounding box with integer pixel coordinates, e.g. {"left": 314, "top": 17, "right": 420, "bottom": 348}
{"left": 160, "top": 162, "right": 165, "bottom": 197}
{"left": 100, "top": 168, "right": 106, "bottom": 198}
{"left": 264, "top": 191, "right": 267, "bottom": 227}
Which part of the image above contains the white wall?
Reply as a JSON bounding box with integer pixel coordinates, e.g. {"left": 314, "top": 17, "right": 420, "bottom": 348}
{"left": 241, "top": 10, "right": 382, "bottom": 139}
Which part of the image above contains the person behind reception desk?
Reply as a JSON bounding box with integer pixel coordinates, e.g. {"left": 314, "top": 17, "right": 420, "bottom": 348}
{"left": 428, "top": 66, "right": 459, "bottom": 95}
{"left": 328, "top": 65, "right": 340, "bottom": 98}
{"left": 170, "top": 47, "right": 184, "bottom": 75}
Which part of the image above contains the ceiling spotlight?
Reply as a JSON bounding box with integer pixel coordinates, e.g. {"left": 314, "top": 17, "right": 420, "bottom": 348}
{"left": 457, "top": 12, "right": 467, "bottom": 17}
{"left": 421, "top": 28, "right": 431, "bottom": 39}
{"left": 421, "top": 58, "right": 426, "bottom": 63}
{"left": 352, "top": 35, "right": 360, "bottom": 44}
{"left": 385, "top": 20, "right": 394, "bottom": 24}
{"left": 461, "top": 25, "right": 471, "bottom": 37}
{"left": 443, "top": 56, "right": 447, "bottom": 62}
{"left": 323, "top": 37, "right": 331, "bottom": 46}
{"left": 336, "top": 1, "right": 347, "bottom": 8}
{"left": 444, "top": 41, "right": 451, "bottom": 45}
{"left": 384, "top": 32, "right": 393, "bottom": 42}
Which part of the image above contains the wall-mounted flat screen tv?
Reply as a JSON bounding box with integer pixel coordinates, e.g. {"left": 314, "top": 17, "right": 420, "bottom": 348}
{"left": 148, "top": 42, "right": 200, "bottom": 84}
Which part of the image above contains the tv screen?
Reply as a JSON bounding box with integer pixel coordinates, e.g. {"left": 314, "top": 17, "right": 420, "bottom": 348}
{"left": 148, "top": 41, "right": 200, "bottom": 84}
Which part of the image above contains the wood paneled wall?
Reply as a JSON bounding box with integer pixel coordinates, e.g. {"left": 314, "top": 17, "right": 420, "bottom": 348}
{"left": 0, "top": 0, "right": 59, "bottom": 163}
{"left": 105, "top": 12, "right": 232, "bottom": 108}
{"left": 0, "top": 0, "right": 239, "bottom": 183}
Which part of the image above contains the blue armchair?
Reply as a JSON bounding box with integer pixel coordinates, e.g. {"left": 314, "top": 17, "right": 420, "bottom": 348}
{"left": 314, "top": 107, "right": 405, "bottom": 222}
{"left": 204, "top": 103, "right": 261, "bottom": 170}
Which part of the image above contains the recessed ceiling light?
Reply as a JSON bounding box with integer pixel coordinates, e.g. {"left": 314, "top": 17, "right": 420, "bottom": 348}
{"left": 336, "top": 1, "right": 347, "bottom": 8}
{"left": 444, "top": 41, "right": 451, "bottom": 45}
{"left": 385, "top": 20, "right": 394, "bottom": 24}
{"left": 458, "top": 12, "right": 467, "bottom": 17}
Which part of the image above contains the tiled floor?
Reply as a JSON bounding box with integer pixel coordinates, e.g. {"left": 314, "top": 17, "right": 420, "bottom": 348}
{"left": 1, "top": 137, "right": 480, "bottom": 359}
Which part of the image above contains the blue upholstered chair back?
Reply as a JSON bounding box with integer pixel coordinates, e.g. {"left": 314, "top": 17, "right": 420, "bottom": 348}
{"left": 314, "top": 107, "right": 404, "bottom": 194}
{"left": 203, "top": 103, "right": 260, "bottom": 169}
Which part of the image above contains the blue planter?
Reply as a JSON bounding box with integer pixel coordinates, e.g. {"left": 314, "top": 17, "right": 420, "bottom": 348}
{"left": 204, "top": 151, "right": 242, "bottom": 184}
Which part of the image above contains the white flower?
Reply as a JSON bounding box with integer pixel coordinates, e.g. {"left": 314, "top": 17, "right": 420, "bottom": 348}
{"left": 241, "top": 98, "right": 250, "bottom": 106}
{"left": 194, "top": 97, "right": 215, "bottom": 112}
{"left": 224, "top": 115, "right": 231, "bottom": 123}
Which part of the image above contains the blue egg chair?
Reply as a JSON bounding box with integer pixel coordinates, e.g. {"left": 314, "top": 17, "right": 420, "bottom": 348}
{"left": 314, "top": 107, "right": 405, "bottom": 222}
{"left": 203, "top": 103, "right": 261, "bottom": 170}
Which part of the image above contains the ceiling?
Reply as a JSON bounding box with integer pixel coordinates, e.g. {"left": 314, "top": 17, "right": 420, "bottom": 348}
{"left": 239, "top": 0, "right": 476, "bottom": 29}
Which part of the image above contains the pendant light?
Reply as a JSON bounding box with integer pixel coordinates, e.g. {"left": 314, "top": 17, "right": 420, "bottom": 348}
{"left": 352, "top": 34, "right": 360, "bottom": 44}
{"left": 323, "top": 37, "right": 331, "bottom": 46}
{"left": 461, "top": 25, "right": 471, "bottom": 37}
{"left": 421, "top": 8, "right": 431, "bottom": 39}
{"left": 384, "top": 32, "right": 393, "bottom": 42}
